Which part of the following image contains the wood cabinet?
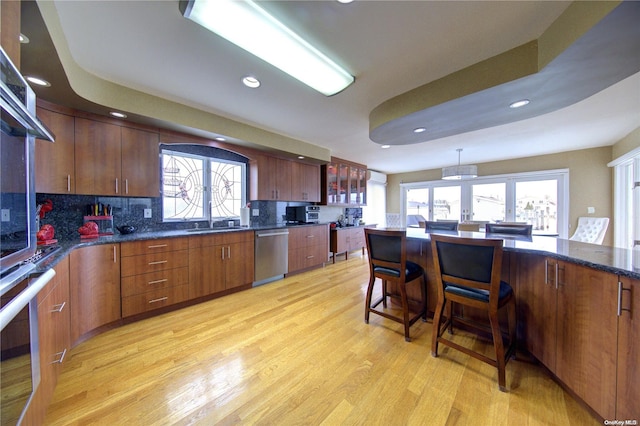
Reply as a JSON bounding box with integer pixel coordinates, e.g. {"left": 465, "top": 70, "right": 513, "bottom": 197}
{"left": 330, "top": 226, "right": 366, "bottom": 263}
{"left": 74, "top": 118, "right": 159, "bottom": 196}
{"left": 188, "top": 231, "right": 254, "bottom": 298}
{"left": 120, "top": 127, "right": 160, "bottom": 197}
{"left": 615, "top": 276, "right": 639, "bottom": 419}
{"left": 120, "top": 237, "right": 189, "bottom": 317}
{"left": 516, "top": 255, "right": 618, "bottom": 419}
{"left": 321, "top": 157, "right": 367, "bottom": 206}
{"left": 75, "top": 117, "right": 122, "bottom": 195}
{"left": 250, "top": 155, "right": 292, "bottom": 200}
{"left": 291, "top": 162, "right": 320, "bottom": 202}
{"left": 36, "top": 257, "right": 70, "bottom": 412}
{"left": 35, "top": 105, "right": 76, "bottom": 194}
{"left": 69, "top": 244, "right": 121, "bottom": 344}
{"left": 287, "top": 224, "right": 329, "bottom": 273}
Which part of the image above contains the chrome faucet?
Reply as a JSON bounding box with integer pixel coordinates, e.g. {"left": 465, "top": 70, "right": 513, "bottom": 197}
{"left": 208, "top": 201, "right": 214, "bottom": 228}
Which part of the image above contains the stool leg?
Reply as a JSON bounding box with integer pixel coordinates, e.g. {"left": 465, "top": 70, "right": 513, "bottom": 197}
{"left": 398, "top": 283, "right": 411, "bottom": 342}
{"left": 364, "top": 276, "right": 375, "bottom": 324}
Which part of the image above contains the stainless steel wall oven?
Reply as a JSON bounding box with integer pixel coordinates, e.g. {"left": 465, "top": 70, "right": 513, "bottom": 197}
{"left": 1, "top": 46, "right": 55, "bottom": 425}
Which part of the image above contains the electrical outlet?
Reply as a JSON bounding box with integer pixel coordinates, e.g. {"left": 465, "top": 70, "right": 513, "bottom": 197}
{"left": 1, "top": 209, "right": 9, "bottom": 222}
{"left": 252, "top": 208, "right": 259, "bottom": 216}
{"left": 587, "top": 206, "right": 595, "bottom": 214}
{"left": 144, "top": 208, "right": 152, "bottom": 218}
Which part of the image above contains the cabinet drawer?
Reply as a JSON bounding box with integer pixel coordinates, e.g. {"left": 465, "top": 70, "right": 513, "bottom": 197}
{"left": 121, "top": 267, "right": 189, "bottom": 297}
{"left": 121, "top": 250, "right": 188, "bottom": 277}
{"left": 121, "top": 237, "right": 188, "bottom": 257}
{"left": 122, "top": 285, "right": 189, "bottom": 317}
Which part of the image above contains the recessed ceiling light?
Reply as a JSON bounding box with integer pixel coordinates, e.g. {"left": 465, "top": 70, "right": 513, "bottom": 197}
{"left": 242, "top": 75, "right": 261, "bottom": 88}
{"left": 413, "top": 127, "right": 427, "bottom": 133}
{"left": 337, "top": 0, "right": 354, "bottom": 3}
{"left": 19, "top": 33, "right": 29, "bottom": 44}
{"left": 509, "top": 99, "right": 530, "bottom": 108}
{"left": 215, "top": 136, "right": 226, "bottom": 142}
{"left": 298, "top": 155, "right": 305, "bottom": 159}
{"left": 109, "top": 111, "right": 127, "bottom": 119}
{"left": 25, "top": 76, "right": 50, "bottom": 87}
{"left": 381, "top": 145, "right": 391, "bottom": 149}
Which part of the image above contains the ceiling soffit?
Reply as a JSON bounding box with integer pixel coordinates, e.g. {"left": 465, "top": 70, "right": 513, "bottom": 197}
{"left": 369, "top": 1, "right": 639, "bottom": 146}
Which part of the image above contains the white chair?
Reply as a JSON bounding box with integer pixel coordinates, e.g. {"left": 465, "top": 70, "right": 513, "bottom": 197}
{"left": 569, "top": 217, "right": 609, "bottom": 245}
{"left": 385, "top": 213, "right": 402, "bottom": 228}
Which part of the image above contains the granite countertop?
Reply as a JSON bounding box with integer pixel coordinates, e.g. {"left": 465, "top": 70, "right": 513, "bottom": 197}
{"left": 403, "top": 227, "right": 640, "bottom": 280}
{"left": 17, "top": 224, "right": 639, "bottom": 287}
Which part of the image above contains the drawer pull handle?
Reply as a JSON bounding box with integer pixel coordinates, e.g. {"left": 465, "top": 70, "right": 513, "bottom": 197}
{"left": 148, "top": 278, "right": 168, "bottom": 285}
{"left": 306, "top": 235, "right": 315, "bottom": 238}
{"left": 52, "top": 349, "right": 67, "bottom": 364}
{"left": 51, "top": 301, "right": 66, "bottom": 313}
{"left": 148, "top": 260, "right": 168, "bottom": 265}
{"left": 149, "top": 297, "right": 168, "bottom": 304}
{"left": 306, "top": 255, "right": 314, "bottom": 259}
{"left": 148, "top": 244, "right": 168, "bottom": 249}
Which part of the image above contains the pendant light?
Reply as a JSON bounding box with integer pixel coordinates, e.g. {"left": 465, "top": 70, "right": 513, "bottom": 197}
{"left": 442, "top": 148, "right": 477, "bottom": 180}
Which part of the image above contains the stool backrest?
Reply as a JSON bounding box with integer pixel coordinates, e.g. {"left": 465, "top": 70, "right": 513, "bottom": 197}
{"left": 485, "top": 223, "right": 532, "bottom": 236}
{"left": 425, "top": 220, "right": 459, "bottom": 232}
{"left": 365, "top": 229, "right": 407, "bottom": 279}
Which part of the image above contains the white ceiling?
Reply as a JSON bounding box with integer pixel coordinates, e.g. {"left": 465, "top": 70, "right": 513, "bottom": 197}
{"left": 26, "top": 1, "right": 640, "bottom": 174}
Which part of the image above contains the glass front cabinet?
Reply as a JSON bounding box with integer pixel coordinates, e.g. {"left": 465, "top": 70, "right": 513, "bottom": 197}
{"left": 322, "top": 157, "right": 367, "bottom": 206}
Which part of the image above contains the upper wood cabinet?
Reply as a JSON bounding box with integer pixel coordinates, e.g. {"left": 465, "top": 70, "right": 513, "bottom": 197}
{"left": 121, "top": 127, "right": 160, "bottom": 197}
{"left": 74, "top": 118, "right": 159, "bottom": 196}
{"left": 75, "top": 118, "right": 122, "bottom": 195}
{"left": 291, "top": 162, "right": 320, "bottom": 202}
{"left": 250, "top": 155, "right": 292, "bottom": 200}
{"left": 35, "top": 106, "right": 76, "bottom": 194}
{"left": 321, "top": 157, "right": 367, "bottom": 206}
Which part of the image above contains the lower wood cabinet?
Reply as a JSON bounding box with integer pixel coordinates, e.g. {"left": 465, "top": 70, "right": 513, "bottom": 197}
{"left": 120, "top": 237, "right": 189, "bottom": 317}
{"left": 287, "top": 224, "right": 329, "bottom": 273}
{"left": 330, "top": 226, "right": 366, "bottom": 263}
{"left": 69, "top": 244, "right": 121, "bottom": 344}
{"left": 617, "top": 276, "right": 639, "bottom": 419}
{"left": 22, "top": 257, "right": 71, "bottom": 425}
{"left": 188, "top": 231, "right": 254, "bottom": 299}
{"left": 516, "top": 254, "right": 619, "bottom": 419}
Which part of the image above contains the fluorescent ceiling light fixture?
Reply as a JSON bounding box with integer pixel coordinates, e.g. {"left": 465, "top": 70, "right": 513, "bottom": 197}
{"left": 509, "top": 99, "right": 530, "bottom": 108}
{"left": 180, "top": 0, "right": 354, "bottom": 96}
{"left": 442, "top": 148, "right": 477, "bottom": 180}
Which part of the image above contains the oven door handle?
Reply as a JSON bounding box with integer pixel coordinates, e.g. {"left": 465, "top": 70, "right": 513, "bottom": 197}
{"left": 0, "top": 269, "right": 55, "bottom": 331}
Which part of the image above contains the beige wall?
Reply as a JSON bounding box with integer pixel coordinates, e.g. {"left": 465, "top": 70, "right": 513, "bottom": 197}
{"left": 612, "top": 127, "right": 640, "bottom": 160}
{"left": 386, "top": 146, "right": 615, "bottom": 245}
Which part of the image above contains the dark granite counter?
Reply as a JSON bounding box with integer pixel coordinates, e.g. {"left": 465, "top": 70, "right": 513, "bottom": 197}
{"left": 403, "top": 227, "right": 640, "bottom": 280}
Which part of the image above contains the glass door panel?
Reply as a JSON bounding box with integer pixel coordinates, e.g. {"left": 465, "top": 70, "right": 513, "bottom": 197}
{"left": 338, "top": 164, "right": 349, "bottom": 204}
{"left": 515, "top": 180, "right": 558, "bottom": 234}
{"left": 326, "top": 163, "right": 338, "bottom": 204}
{"left": 433, "top": 186, "right": 460, "bottom": 221}
{"left": 358, "top": 168, "right": 367, "bottom": 205}
{"left": 406, "top": 187, "right": 429, "bottom": 226}
{"left": 471, "top": 182, "right": 505, "bottom": 222}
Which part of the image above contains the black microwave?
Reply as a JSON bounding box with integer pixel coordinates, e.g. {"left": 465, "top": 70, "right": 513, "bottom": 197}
{"left": 285, "top": 206, "right": 320, "bottom": 224}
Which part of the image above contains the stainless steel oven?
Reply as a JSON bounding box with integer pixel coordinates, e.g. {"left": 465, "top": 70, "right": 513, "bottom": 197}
{"left": 1, "top": 45, "right": 55, "bottom": 425}
{"left": 285, "top": 205, "right": 320, "bottom": 224}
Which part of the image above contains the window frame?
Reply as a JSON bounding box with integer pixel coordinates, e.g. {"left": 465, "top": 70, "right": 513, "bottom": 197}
{"left": 400, "top": 169, "right": 569, "bottom": 237}
{"left": 160, "top": 148, "right": 247, "bottom": 223}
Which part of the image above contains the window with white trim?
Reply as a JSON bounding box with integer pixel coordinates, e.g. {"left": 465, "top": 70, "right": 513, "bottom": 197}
{"left": 401, "top": 170, "right": 569, "bottom": 237}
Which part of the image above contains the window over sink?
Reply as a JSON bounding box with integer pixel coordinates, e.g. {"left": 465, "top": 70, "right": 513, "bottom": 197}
{"left": 160, "top": 145, "right": 247, "bottom": 222}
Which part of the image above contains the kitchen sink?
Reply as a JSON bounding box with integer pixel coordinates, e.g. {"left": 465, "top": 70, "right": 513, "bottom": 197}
{"left": 186, "top": 226, "right": 244, "bottom": 233}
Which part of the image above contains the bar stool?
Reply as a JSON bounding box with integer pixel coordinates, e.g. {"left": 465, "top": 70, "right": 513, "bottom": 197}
{"left": 364, "top": 228, "right": 427, "bottom": 342}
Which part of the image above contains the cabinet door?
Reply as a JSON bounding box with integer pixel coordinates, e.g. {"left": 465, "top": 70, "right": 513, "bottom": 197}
{"left": 338, "top": 164, "right": 349, "bottom": 204}
{"left": 324, "top": 163, "right": 339, "bottom": 204}
{"left": 291, "top": 162, "right": 320, "bottom": 202}
{"left": 275, "top": 158, "right": 292, "bottom": 200}
{"left": 35, "top": 107, "right": 75, "bottom": 193}
{"left": 121, "top": 127, "right": 159, "bottom": 197}
{"left": 616, "top": 277, "right": 639, "bottom": 419}
{"left": 556, "top": 262, "right": 617, "bottom": 419}
{"left": 516, "top": 254, "right": 557, "bottom": 370}
{"left": 75, "top": 118, "right": 122, "bottom": 195}
{"left": 252, "top": 156, "right": 291, "bottom": 200}
{"left": 188, "top": 245, "right": 225, "bottom": 298}
{"left": 225, "top": 240, "right": 254, "bottom": 290}
{"left": 69, "top": 244, "right": 121, "bottom": 343}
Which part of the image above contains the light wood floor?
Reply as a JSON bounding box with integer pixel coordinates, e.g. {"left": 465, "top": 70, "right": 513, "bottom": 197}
{"left": 44, "top": 253, "right": 599, "bottom": 425}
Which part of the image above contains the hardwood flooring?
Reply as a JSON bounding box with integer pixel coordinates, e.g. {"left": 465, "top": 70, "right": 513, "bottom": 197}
{"left": 44, "top": 253, "right": 599, "bottom": 425}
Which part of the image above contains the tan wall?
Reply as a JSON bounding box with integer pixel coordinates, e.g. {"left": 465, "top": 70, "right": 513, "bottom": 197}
{"left": 612, "top": 127, "right": 640, "bottom": 160}
{"left": 386, "top": 146, "right": 614, "bottom": 245}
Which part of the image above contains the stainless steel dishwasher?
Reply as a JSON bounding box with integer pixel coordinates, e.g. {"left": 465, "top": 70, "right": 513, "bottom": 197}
{"left": 254, "top": 229, "right": 289, "bottom": 285}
